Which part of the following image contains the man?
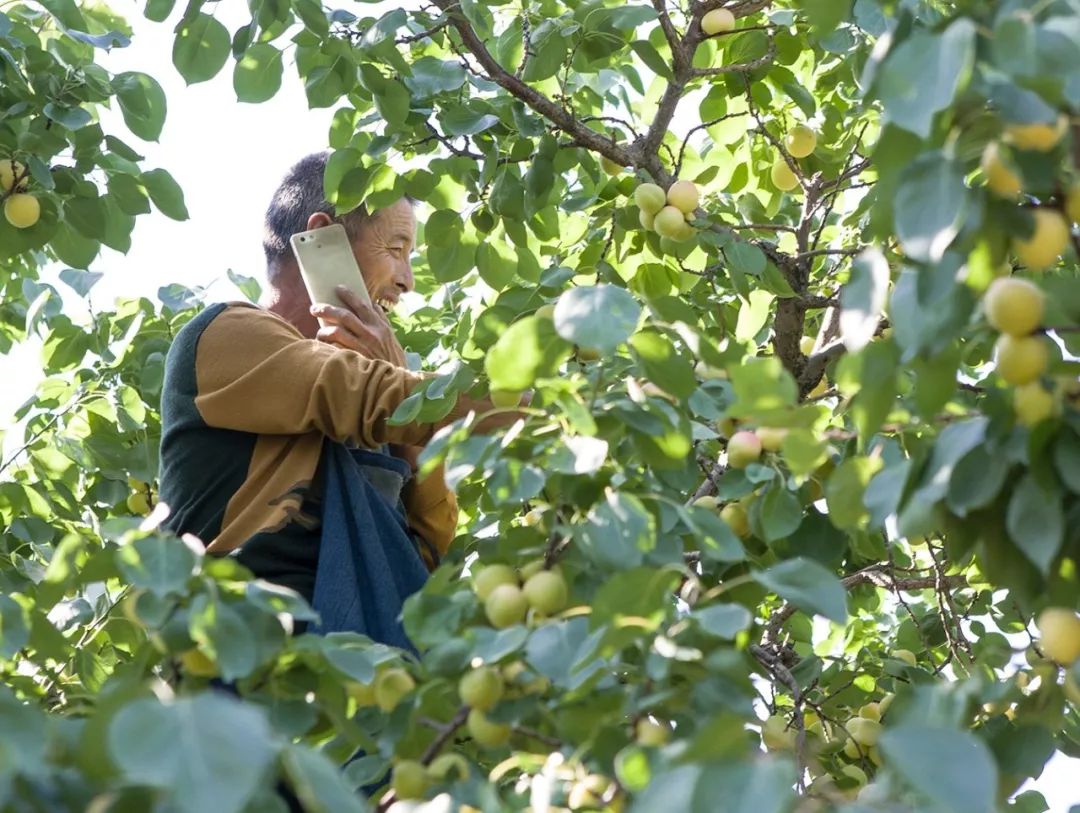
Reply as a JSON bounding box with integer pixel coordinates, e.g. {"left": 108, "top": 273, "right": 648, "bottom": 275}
{"left": 157, "top": 152, "right": 494, "bottom": 605}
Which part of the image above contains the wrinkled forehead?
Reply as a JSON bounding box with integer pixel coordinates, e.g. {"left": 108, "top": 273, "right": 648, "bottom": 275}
{"left": 365, "top": 199, "right": 417, "bottom": 244}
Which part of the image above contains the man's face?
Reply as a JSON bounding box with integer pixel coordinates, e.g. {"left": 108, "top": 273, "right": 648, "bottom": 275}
{"left": 352, "top": 198, "right": 416, "bottom": 312}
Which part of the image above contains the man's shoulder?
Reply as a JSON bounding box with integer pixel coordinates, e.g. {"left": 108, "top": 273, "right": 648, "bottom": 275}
{"left": 173, "top": 301, "right": 298, "bottom": 348}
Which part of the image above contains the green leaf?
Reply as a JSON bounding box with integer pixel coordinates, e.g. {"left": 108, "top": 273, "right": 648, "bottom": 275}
{"left": 189, "top": 594, "right": 258, "bottom": 681}
{"left": 692, "top": 603, "right": 752, "bottom": 639}
{"left": 754, "top": 557, "right": 847, "bottom": 623}
{"left": 840, "top": 248, "right": 889, "bottom": 352}
{"left": 145, "top": 0, "right": 175, "bottom": 22}
{"left": 108, "top": 694, "right": 277, "bottom": 813}
{"left": 752, "top": 483, "right": 803, "bottom": 543}
{"left": 525, "top": 617, "right": 605, "bottom": 690}
{"left": 1053, "top": 429, "right": 1080, "bottom": 493}
{"left": 0, "top": 595, "right": 31, "bottom": 659}
{"left": 440, "top": 102, "right": 499, "bottom": 136}
{"left": 592, "top": 568, "right": 680, "bottom": 627}
{"left": 172, "top": 13, "right": 231, "bottom": 85}
{"left": 576, "top": 490, "right": 655, "bottom": 569}
{"left": 1006, "top": 473, "right": 1064, "bottom": 575}
{"left": 630, "top": 758, "right": 796, "bottom": 813}
{"left": 630, "top": 40, "right": 673, "bottom": 81}
{"left": 554, "top": 285, "right": 641, "bottom": 353}
{"left": 485, "top": 315, "right": 573, "bottom": 390}
{"left": 142, "top": 168, "right": 189, "bottom": 220}
{"left": 727, "top": 357, "right": 798, "bottom": 419}
{"left": 113, "top": 71, "right": 167, "bottom": 141}
{"left": 43, "top": 102, "right": 92, "bottom": 130}
{"left": 947, "top": 445, "right": 1010, "bottom": 517}
{"left": 825, "top": 455, "right": 883, "bottom": 531}
{"left": 874, "top": 19, "right": 976, "bottom": 138}
{"left": 115, "top": 535, "right": 197, "bottom": 597}
{"left": 233, "top": 43, "right": 283, "bottom": 103}
{"left": 879, "top": 726, "right": 997, "bottom": 813}
{"left": 894, "top": 152, "right": 968, "bottom": 263}
{"left": 282, "top": 745, "right": 370, "bottom": 813}
{"left": 630, "top": 330, "right": 696, "bottom": 398}
{"left": 227, "top": 269, "right": 262, "bottom": 303}
{"left": 405, "top": 56, "right": 466, "bottom": 96}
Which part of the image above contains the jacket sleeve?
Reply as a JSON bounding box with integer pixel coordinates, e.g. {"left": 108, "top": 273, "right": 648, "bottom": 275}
{"left": 193, "top": 304, "right": 478, "bottom": 448}
{"left": 402, "top": 463, "right": 459, "bottom": 562}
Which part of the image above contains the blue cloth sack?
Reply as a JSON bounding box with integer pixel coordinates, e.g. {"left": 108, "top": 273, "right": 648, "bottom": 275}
{"left": 310, "top": 443, "right": 432, "bottom": 650}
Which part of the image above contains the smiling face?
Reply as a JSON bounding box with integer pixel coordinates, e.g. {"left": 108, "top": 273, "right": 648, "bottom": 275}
{"left": 268, "top": 198, "right": 417, "bottom": 338}
{"left": 352, "top": 198, "right": 416, "bottom": 312}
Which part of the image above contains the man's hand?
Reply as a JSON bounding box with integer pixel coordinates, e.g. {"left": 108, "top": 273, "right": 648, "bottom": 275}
{"left": 311, "top": 285, "right": 406, "bottom": 366}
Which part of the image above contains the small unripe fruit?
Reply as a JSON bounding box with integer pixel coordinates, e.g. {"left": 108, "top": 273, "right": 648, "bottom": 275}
{"left": 568, "top": 775, "right": 610, "bottom": 810}
{"left": 1012, "top": 209, "right": 1069, "bottom": 272}
{"left": 467, "top": 708, "right": 512, "bottom": 747}
{"left": 666, "top": 180, "right": 699, "bottom": 214}
{"left": 522, "top": 570, "right": 568, "bottom": 615}
{"left": 720, "top": 502, "right": 750, "bottom": 538}
{"left": 841, "top": 764, "right": 868, "bottom": 787}
{"left": 127, "top": 492, "right": 151, "bottom": 516}
{"left": 639, "top": 209, "right": 655, "bottom": 230}
{"left": 473, "top": 564, "right": 517, "bottom": 601}
{"left": 692, "top": 495, "right": 720, "bottom": 511}
{"left": 785, "top": 125, "right": 817, "bottom": 159}
{"left": 601, "top": 155, "right": 624, "bottom": 175}
{"left": 635, "top": 718, "right": 671, "bottom": 746}
{"left": 807, "top": 377, "right": 829, "bottom": 398}
{"left": 761, "top": 715, "right": 795, "bottom": 750}
{"left": 345, "top": 680, "right": 376, "bottom": 706}
{"left": 428, "top": 752, "right": 470, "bottom": 781}
{"left": 459, "top": 666, "right": 504, "bottom": 711}
{"left": 392, "top": 760, "right": 430, "bottom": 800}
{"left": 484, "top": 584, "right": 529, "bottom": 628}
{"left": 179, "top": 648, "right": 218, "bottom": 677}
{"left": 800, "top": 336, "right": 815, "bottom": 355}
{"left": 701, "top": 7, "right": 735, "bottom": 35}
{"left": 981, "top": 142, "right": 1022, "bottom": 198}
{"left": 654, "top": 205, "right": 693, "bottom": 241}
{"left": 859, "top": 702, "right": 881, "bottom": 722}
{"left": 847, "top": 717, "right": 881, "bottom": 747}
{"left": 490, "top": 389, "right": 523, "bottom": 408}
{"left": 726, "top": 430, "right": 762, "bottom": 469}
{"left": 984, "top": 277, "right": 1044, "bottom": 336}
{"left": 1005, "top": 115, "right": 1068, "bottom": 152}
{"left": 843, "top": 737, "right": 862, "bottom": 760}
{"left": 577, "top": 346, "right": 602, "bottom": 362}
{"left": 0, "top": 159, "right": 28, "bottom": 192}
{"left": 893, "top": 649, "right": 917, "bottom": 667}
{"left": 995, "top": 334, "right": 1048, "bottom": 385}
{"left": 695, "top": 361, "right": 727, "bottom": 380}
{"left": 374, "top": 667, "right": 415, "bottom": 712}
{"left": 771, "top": 159, "right": 798, "bottom": 192}
{"left": 634, "top": 183, "right": 667, "bottom": 215}
{"left": 1067, "top": 184, "right": 1080, "bottom": 225}
{"left": 521, "top": 508, "right": 544, "bottom": 527}
{"left": 1036, "top": 607, "right": 1080, "bottom": 666}
{"left": 1014, "top": 382, "right": 1056, "bottom": 426}
{"left": 755, "top": 427, "right": 787, "bottom": 452}
{"left": 535, "top": 303, "right": 555, "bottom": 320}
{"left": 3, "top": 193, "right": 40, "bottom": 229}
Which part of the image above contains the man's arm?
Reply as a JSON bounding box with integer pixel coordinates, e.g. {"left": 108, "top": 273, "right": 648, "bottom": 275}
{"left": 192, "top": 304, "right": 484, "bottom": 447}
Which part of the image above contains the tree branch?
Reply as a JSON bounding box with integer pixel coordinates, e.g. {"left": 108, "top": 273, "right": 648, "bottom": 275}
{"left": 764, "top": 569, "right": 969, "bottom": 644}
{"left": 429, "top": 0, "right": 636, "bottom": 167}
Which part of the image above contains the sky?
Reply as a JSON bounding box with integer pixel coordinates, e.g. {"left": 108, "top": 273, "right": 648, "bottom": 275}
{"left": 0, "top": 2, "right": 1078, "bottom": 808}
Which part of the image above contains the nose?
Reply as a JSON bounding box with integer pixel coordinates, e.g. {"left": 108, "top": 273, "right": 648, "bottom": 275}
{"left": 395, "top": 258, "right": 414, "bottom": 293}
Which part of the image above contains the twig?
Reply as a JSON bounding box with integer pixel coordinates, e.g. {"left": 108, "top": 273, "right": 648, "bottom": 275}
{"left": 420, "top": 705, "right": 469, "bottom": 763}
{"left": 763, "top": 567, "right": 969, "bottom": 644}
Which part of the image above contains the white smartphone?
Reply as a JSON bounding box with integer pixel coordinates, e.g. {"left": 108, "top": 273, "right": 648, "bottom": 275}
{"left": 289, "top": 223, "right": 372, "bottom": 309}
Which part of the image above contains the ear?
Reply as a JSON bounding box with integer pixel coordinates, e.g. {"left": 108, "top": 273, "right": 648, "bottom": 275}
{"left": 306, "top": 211, "right": 334, "bottom": 231}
